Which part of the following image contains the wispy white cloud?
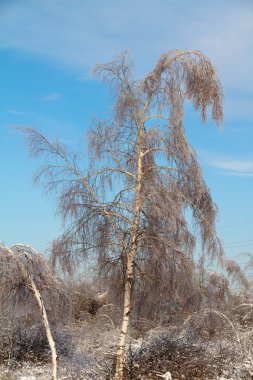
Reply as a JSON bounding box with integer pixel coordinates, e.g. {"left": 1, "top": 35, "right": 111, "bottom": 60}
{"left": 0, "top": 0, "right": 253, "bottom": 93}
{"left": 191, "top": 4, "right": 253, "bottom": 92}
{"left": 39, "top": 93, "right": 62, "bottom": 102}
{"left": 1, "top": 1, "right": 253, "bottom": 122}
{"left": 201, "top": 153, "right": 253, "bottom": 177}
{"left": 8, "top": 109, "right": 27, "bottom": 116}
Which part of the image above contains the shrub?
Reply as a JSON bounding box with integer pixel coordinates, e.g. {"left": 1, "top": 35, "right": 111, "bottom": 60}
{"left": 0, "top": 317, "right": 73, "bottom": 365}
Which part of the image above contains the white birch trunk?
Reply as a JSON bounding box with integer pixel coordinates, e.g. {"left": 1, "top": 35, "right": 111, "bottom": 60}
{"left": 115, "top": 111, "right": 148, "bottom": 379}
{"left": 29, "top": 277, "right": 58, "bottom": 380}
{"left": 114, "top": 243, "right": 137, "bottom": 379}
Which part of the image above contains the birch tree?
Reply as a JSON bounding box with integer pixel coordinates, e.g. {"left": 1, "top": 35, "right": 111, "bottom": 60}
{"left": 23, "top": 49, "right": 224, "bottom": 380}
{"left": 0, "top": 244, "right": 62, "bottom": 380}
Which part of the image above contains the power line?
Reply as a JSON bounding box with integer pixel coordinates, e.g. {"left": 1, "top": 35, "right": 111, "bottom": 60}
{"left": 229, "top": 254, "right": 252, "bottom": 259}
{"left": 224, "top": 244, "right": 253, "bottom": 249}
{"left": 223, "top": 239, "right": 253, "bottom": 246}
{"left": 218, "top": 221, "right": 253, "bottom": 228}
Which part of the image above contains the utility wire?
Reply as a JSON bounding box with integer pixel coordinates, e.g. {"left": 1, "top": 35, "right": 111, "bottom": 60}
{"left": 218, "top": 221, "right": 253, "bottom": 228}
{"left": 223, "top": 239, "right": 253, "bottom": 245}
{"left": 225, "top": 246, "right": 253, "bottom": 249}
{"left": 224, "top": 244, "right": 253, "bottom": 249}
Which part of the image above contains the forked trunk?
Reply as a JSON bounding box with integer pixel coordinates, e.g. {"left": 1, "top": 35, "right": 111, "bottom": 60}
{"left": 29, "top": 277, "right": 58, "bottom": 380}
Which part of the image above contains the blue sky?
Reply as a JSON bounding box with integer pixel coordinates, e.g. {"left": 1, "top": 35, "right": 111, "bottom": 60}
{"left": 1, "top": 0, "right": 253, "bottom": 265}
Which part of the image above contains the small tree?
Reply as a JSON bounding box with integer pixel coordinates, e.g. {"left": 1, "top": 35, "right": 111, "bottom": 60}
{"left": 24, "top": 49, "right": 223, "bottom": 379}
{"left": 0, "top": 243, "right": 63, "bottom": 380}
